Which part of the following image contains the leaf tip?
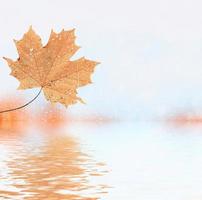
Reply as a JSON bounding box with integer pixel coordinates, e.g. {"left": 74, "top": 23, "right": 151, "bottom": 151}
{"left": 13, "top": 39, "right": 17, "bottom": 44}
{"left": 79, "top": 98, "right": 86, "bottom": 104}
{"left": 95, "top": 61, "right": 101, "bottom": 65}
{"left": 17, "top": 85, "right": 21, "bottom": 90}
{"left": 29, "top": 25, "right": 33, "bottom": 30}
{"left": 27, "top": 25, "right": 37, "bottom": 35}
{"left": 71, "top": 28, "right": 76, "bottom": 32}
{"left": 50, "top": 29, "right": 56, "bottom": 38}
{"left": 77, "top": 45, "right": 81, "bottom": 49}
{"left": 69, "top": 28, "right": 76, "bottom": 36}
{"left": 3, "top": 57, "right": 11, "bottom": 63}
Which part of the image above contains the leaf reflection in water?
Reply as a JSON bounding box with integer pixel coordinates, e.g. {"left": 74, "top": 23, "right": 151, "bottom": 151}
{"left": 0, "top": 132, "right": 108, "bottom": 200}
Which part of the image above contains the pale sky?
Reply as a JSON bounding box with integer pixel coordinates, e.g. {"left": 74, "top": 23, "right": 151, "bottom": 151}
{"left": 0, "top": 0, "right": 202, "bottom": 119}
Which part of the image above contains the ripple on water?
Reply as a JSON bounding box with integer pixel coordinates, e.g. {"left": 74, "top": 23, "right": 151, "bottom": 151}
{"left": 0, "top": 128, "right": 108, "bottom": 200}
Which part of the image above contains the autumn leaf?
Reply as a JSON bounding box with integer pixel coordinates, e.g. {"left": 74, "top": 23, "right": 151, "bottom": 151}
{"left": 3, "top": 27, "right": 99, "bottom": 107}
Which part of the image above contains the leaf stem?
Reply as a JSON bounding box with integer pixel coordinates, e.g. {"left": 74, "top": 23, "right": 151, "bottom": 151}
{"left": 0, "top": 88, "right": 43, "bottom": 114}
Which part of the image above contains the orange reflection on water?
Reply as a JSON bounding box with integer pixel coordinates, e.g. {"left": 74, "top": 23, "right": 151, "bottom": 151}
{"left": 0, "top": 98, "right": 29, "bottom": 133}
{"left": 36, "top": 106, "right": 67, "bottom": 131}
{"left": 0, "top": 132, "right": 108, "bottom": 200}
{"left": 166, "top": 113, "right": 202, "bottom": 128}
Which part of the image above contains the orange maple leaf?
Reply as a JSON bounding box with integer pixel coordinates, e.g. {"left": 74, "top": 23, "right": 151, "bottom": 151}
{"left": 3, "top": 27, "right": 99, "bottom": 107}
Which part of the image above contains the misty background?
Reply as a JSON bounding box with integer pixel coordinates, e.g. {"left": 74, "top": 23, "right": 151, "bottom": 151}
{"left": 0, "top": 0, "right": 202, "bottom": 120}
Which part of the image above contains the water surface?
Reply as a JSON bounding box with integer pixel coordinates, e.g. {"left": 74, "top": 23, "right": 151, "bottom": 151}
{"left": 1, "top": 121, "right": 202, "bottom": 200}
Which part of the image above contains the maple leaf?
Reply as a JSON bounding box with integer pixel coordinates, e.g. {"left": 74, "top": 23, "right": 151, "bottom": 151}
{"left": 3, "top": 27, "right": 99, "bottom": 107}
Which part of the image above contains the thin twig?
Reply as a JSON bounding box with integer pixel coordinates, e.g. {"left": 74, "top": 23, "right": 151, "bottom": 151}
{"left": 0, "top": 88, "right": 42, "bottom": 114}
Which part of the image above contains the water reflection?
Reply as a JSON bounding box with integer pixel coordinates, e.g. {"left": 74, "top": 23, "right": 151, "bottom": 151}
{"left": 0, "top": 129, "right": 108, "bottom": 200}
